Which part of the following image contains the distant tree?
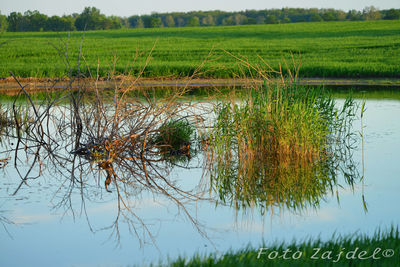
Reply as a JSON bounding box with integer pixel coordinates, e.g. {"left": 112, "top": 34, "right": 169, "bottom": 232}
{"left": 346, "top": 10, "right": 362, "bottom": 21}
{"left": 143, "top": 16, "right": 162, "bottom": 28}
{"left": 136, "top": 18, "right": 144, "bottom": 28}
{"left": 222, "top": 16, "right": 235, "bottom": 26}
{"left": 151, "top": 17, "right": 162, "bottom": 27}
{"left": 128, "top": 16, "right": 142, "bottom": 28}
{"left": 243, "top": 17, "right": 257, "bottom": 25}
{"left": 7, "top": 12, "right": 24, "bottom": 31}
{"left": 46, "top": 15, "right": 75, "bottom": 31}
{"left": 363, "top": 6, "right": 382, "bottom": 20}
{"left": 105, "top": 16, "right": 122, "bottom": 29}
{"left": 164, "top": 15, "right": 175, "bottom": 27}
{"left": 384, "top": 9, "right": 400, "bottom": 20}
{"left": 0, "top": 13, "right": 8, "bottom": 32}
{"left": 265, "top": 15, "right": 278, "bottom": 24}
{"left": 24, "top": 10, "right": 48, "bottom": 31}
{"left": 310, "top": 14, "right": 323, "bottom": 22}
{"left": 233, "top": 14, "right": 246, "bottom": 25}
{"left": 75, "top": 7, "right": 106, "bottom": 30}
{"left": 336, "top": 10, "right": 347, "bottom": 21}
{"left": 256, "top": 16, "right": 265, "bottom": 24}
{"left": 62, "top": 16, "right": 76, "bottom": 31}
{"left": 243, "top": 9, "right": 259, "bottom": 21}
{"left": 282, "top": 16, "right": 291, "bottom": 23}
{"left": 175, "top": 17, "right": 184, "bottom": 27}
{"left": 322, "top": 11, "right": 336, "bottom": 21}
{"left": 201, "top": 15, "right": 215, "bottom": 26}
{"left": 120, "top": 17, "right": 130, "bottom": 28}
{"left": 187, "top": 16, "right": 200, "bottom": 27}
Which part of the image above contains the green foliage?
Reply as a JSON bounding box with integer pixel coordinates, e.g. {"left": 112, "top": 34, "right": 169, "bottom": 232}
{"left": 143, "top": 16, "right": 163, "bottom": 28}
{"left": 6, "top": 12, "right": 23, "bottom": 32}
{"left": 2, "top": 6, "right": 400, "bottom": 32}
{"left": 265, "top": 15, "right": 278, "bottom": 24}
{"left": 23, "top": 10, "right": 47, "bottom": 32}
{"left": 4, "top": 7, "right": 120, "bottom": 32}
{"left": 153, "top": 119, "right": 194, "bottom": 151}
{"left": 347, "top": 10, "right": 363, "bottom": 21}
{"left": 0, "top": 13, "right": 8, "bottom": 32}
{"left": 187, "top": 16, "right": 200, "bottom": 27}
{"left": 363, "top": 6, "right": 382, "bottom": 20}
{"left": 165, "top": 15, "right": 175, "bottom": 27}
{"left": 310, "top": 14, "right": 323, "bottom": 22}
{"left": 74, "top": 7, "right": 121, "bottom": 31}
{"left": 47, "top": 15, "right": 76, "bottom": 31}
{"left": 209, "top": 83, "right": 359, "bottom": 213}
{"left": 384, "top": 9, "right": 400, "bottom": 20}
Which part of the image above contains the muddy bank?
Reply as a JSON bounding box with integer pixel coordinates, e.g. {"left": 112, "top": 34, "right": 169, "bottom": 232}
{"left": 1, "top": 77, "right": 399, "bottom": 95}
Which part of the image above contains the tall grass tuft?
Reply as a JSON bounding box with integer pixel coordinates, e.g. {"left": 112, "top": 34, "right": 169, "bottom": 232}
{"left": 208, "top": 79, "right": 359, "bottom": 213}
{"left": 153, "top": 118, "right": 194, "bottom": 152}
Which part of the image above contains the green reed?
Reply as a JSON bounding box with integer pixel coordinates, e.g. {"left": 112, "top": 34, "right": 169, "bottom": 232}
{"left": 208, "top": 81, "right": 359, "bottom": 213}
{"left": 153, "top": 119, "right": 194, "bottom": 151}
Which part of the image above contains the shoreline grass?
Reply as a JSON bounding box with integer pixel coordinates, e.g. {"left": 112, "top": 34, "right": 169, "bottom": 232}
{"left": 167, "top": 226, "right": 400, "bottom": 267}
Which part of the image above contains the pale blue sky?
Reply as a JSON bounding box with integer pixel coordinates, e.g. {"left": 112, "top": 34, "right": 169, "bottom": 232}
{"left": 1, "top": 0, "right": 399, "bottom": 16}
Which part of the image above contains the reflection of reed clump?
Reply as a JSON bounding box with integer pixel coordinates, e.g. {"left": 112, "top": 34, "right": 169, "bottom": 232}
{"left": 0, "top": 103, "right": 31, "bottom": 138}
{"left": 209, "top": 83, "right": 359, "bottom": 213}
{"left": 212, "top": 156, "right": 338, "bottom": 213}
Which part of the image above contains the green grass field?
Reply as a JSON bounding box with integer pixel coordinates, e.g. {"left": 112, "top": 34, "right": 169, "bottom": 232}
{"left": 0, "top": 20, "right": 399, "bottom": 78}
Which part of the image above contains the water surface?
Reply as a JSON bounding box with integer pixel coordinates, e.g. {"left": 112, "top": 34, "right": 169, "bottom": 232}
{"left": 1, "top": 92, "right": 400, "bottom": 266}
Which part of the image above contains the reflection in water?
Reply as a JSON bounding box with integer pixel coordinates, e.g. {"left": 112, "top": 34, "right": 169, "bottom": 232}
{"left": 0, "top": 85, "right": 211, "bottom": 245}
{"left": 0, "top": 82, "right": 363, "bottom": 248}
{"left": 210, "top": 155, "right": 359, "bottom": 214}
{"left": 208, "top": 85, "right": 362, "bottom": 214}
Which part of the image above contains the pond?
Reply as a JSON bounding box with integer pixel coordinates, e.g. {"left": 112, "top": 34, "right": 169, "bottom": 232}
{"left": 0, "top": 90, "right": 400, "bottom": 267}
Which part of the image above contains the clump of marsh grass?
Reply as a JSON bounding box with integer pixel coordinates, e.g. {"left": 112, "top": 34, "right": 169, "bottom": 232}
{"left": 153, "top": 118, "right": 194, "bottom": 156}
{"left": 207, "top": 55, "right": 360, "bottom": 213}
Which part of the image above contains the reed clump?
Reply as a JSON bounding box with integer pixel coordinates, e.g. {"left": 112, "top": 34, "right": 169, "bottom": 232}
{"left": 153, "top": 118, "right": 194, "bottom": 154}
{"left": 209, "top": 79, "right": 359, "bottom": 212}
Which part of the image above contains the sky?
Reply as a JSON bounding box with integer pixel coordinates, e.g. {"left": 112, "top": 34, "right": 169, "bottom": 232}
{"left": 1, "top": 0, "right": 399, "bottom": 17}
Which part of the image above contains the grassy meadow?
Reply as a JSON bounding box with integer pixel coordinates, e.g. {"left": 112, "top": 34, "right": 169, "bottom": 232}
{"left": 0, "top": 20, "right": 399, "bottom": 78}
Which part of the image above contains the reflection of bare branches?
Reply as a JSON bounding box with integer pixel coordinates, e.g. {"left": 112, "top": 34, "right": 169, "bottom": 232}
{"left": 3, "top": 55, "right": 214, "bottom": 246}
{"left": 0, "top": 210, "right": 15, "bottom": 239}
{"left": 0, "top": 157, "right": 9, "bottom": 168}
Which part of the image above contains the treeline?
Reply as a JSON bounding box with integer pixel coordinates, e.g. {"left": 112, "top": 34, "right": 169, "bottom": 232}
{"left": 1, "top": 6, "right": 400, "bottom": 32}
{"left": 0, "top": 7, "right": 122, "bottom": 32}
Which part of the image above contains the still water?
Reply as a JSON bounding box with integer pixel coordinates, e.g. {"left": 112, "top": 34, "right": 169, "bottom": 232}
{"left": 1, "top": 93, "right": 400, "bottom": 267}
